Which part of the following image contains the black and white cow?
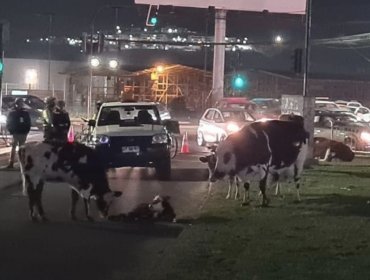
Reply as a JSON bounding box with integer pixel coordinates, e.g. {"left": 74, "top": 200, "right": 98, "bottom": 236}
{"left": 200, "top": 152, "right": 248, "bottom": 201}
{"left": 209, "top": 119, "right": 308, "bottom": 206}
{"left": 18, "top": 141, "right": 122, "bottom": 222}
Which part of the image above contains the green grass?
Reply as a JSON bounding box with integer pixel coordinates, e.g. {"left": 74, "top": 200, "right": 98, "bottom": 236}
{"left": 150, "top": 163, "right": 370, "bottom": 280}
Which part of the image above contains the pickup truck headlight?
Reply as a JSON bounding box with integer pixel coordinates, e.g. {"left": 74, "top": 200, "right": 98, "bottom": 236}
{"left": 152, "top": 133, "right": 168, "bottom": 144}
{"left": 92, "top": 135, "right": 110, "bottom": 144}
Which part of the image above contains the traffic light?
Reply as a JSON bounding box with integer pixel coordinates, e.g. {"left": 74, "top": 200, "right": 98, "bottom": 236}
{"left": 0, "top": 59, "right": 3, "bottom": 75}
{"left": 292, "top": 48, "right": 303, "bottom": 74}
{"left": 146, "top": 5, "right": 159, "bottom": 26}
{"left": 231, "top": 74, "right": 248, "bottom": 91}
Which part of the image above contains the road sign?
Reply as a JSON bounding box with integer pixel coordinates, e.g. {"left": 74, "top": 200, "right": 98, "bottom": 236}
{"left": 135, "top": 0, "right": 306, "bottom": 14}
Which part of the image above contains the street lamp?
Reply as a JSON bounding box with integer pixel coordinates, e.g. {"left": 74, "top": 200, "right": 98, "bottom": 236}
{"left": 108, "top": 59, "right": 119, "bottom": 70}
{"left": 90, "top": 57, "right": 100, "bottom": 68}
{"left": 25, "top": 69, "right": 38, "bottom": 89}
{"left": 274, "top": 35, "right": 283, "bottom": 43}
{"left": 156, "top": 65, "right": 165, "bottom": 73}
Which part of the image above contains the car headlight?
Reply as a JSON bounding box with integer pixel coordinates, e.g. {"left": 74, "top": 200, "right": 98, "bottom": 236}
{"left": 0, "top": 115, "right": 7, "bottom": 124}
{"left": 360, "top": 131, "right": 370, "bottom": 143}
{"left": 92, "top": 135, "right": 110, "bottom": 144}
{"left": 226, "top": 122, "right": 240, "bottom": 133}
{"left": 152, "top": 133, "right": 168, "bottom": 144}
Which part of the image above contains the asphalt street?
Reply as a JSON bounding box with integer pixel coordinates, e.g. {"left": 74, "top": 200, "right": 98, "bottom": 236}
{"left": 0, "top": 125, "right": 216, "bottom": 280}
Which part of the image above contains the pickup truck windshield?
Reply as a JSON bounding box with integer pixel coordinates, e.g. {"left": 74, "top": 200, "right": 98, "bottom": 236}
{"left": 97, "top": 105, "right": 161, "bottom": 126}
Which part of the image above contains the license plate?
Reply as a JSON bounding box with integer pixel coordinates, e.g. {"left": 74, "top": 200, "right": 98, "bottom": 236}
{"left": 122, "top": 146, "right": 140, "bottom": 153}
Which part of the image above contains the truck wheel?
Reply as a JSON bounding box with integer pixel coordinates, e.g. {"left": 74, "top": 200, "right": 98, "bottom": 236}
{"left": 155, "top": 155, "right": 171, "bottom": 181}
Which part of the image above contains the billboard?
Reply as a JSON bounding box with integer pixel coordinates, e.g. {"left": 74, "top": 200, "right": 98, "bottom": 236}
{"left": 134, "top": 0, "right": 306, "bottom": 14}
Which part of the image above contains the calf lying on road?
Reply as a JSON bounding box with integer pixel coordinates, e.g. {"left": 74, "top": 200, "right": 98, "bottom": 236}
{"left": 18, "top": 141, "right": 122, "bottom": 222}
{"left": 108, "top": 195, "right": 176, "bottom": 223}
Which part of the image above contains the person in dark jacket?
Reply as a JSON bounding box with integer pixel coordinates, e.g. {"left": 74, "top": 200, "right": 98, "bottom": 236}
{"left": 53, "top": 100, "right": 71, "bottom": 142}
{"left": 6, "top": 98, "right": 31, "bottom": 168}
{"left": 42, "top": 96, "right": 56, "bottom": 141}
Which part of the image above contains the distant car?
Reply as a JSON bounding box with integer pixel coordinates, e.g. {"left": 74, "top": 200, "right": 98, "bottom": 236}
{"left": 251, "top": 98, "right": 281, "bottom": 119}
{"left": 2, "top": 95, "right": 45, "bottom": 111}
{"left": 347, "top": 106, "right": 370, "bottom": 122}
{"left": 315, "top": 100, "right": 342, "bottom": 111}
{"left": 314, "top": 110, "right": 370, "bottom": 151}
{"left": 197, "top": 107, "right": 255, "bottom": 146}
{"left": 1, "top": 95, "right": 44, "bottom": 130}
{"left": 346, "top": 101, "right": 363, "bottom": 108}
{"left": 215, "top": 97, "right": 256, "bottom": 111}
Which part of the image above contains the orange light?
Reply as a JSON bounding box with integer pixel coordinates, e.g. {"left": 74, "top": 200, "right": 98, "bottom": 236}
{"left": 156, "top": 65, "right": 165, "bottom": 73}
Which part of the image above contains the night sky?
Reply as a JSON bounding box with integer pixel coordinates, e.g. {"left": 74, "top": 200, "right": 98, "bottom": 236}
{"left": 2, "top": 0, "right": 370, "bottom": 76}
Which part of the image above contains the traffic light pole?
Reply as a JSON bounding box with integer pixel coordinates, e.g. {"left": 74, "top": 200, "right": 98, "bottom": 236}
{"left": 0, "top": 23, "right": 3, "bottom": 117}
{"left": 303, "top": 0, "right": 312, "bottom": 97}
{"left": 211, "top": 9, "right": 227, "bottom": 105}
{"left": 302, "top": 0, "right": 315, "bottom": 164}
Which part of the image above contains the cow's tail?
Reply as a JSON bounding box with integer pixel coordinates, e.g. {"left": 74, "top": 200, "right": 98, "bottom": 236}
{"left": 18, "top": 146, "right": 27, "bottom": 196}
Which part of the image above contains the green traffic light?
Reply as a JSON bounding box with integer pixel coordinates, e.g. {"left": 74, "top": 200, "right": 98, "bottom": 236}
{"left": 232, "top": 74, "right": 247, "bottom": 91}
{"left": 0, "top": 61, "right": 3, "bottom": 73}
{"left": 234, "top": 76, "right": 244, "bottom": 88}
{"left": 150, "top": 17, "right": 158, "bottom": 25}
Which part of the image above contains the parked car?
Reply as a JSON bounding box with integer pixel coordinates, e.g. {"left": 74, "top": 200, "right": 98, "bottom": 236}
{"left": 314, "top": 110, "right": 370, "bottom": 151}
{"left": 315, "top": 100, "right": 342, "bottom": 111}
{"left": 2, "top": 95, "right": 45, "bottom": 111}
{"left": 1, "top": 95, "right": 44, "bottom": 130}
{"left": 197, "top": 107, "right": 255, "bottom": 146}
{"left": 251, "top": 98, "right": 281, "bottom": 119}
{"left": 88, "top": 102, "right": 176, "bottom": 180}
{"left": 346, "top": 101, "right": 363, "bottom": 108}
{"left": 215, "top": 97, "right": 256, "bottom": 111}
{"left": 347, "top": 106, "right": 370, "bottom": 122}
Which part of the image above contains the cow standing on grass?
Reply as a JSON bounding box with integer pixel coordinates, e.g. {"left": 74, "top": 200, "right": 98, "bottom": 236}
{"left": 200, "top": 150, "right": 247, "bottom": 201}
{"left": 208, "top": 119, "right": 308, "bottom": 206}
{"left": 18, "top": 141, "right": 121, "bottom": 222}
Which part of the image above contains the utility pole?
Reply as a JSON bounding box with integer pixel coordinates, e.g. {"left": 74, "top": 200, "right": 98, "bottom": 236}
{"left": 303, "top": 0, "right": 312, "bottom": 97}
{"left": 0, "top": 23, "right": 3, "bottom": 116}
{"left": 47, "top": 14, "right": 53, "bottom": 92}
{"left": 0, "top": 23, "right": 3, "bottom": 95}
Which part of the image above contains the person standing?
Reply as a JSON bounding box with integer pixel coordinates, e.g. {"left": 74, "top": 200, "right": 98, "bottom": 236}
{"left": 53, "top": 100, "right": 71, "bottom": 142}
{"left": 6, "top": 98, "right": 31, "bottom": 169}
{"left": 42, "top": 96, "right": 56, "bottom": 141}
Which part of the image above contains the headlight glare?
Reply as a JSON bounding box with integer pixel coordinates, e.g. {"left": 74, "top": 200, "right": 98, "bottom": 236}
{"left": 360, "top": 131, "right": 370, "bottom": 142}
{"left": 226, "top": 122, "right": 240, "bottom": 133}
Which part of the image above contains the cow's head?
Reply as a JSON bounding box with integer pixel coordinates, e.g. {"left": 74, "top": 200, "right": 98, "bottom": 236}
{"left": 202, "top": 141, "right": 236, "bottom": 182}
{"left": 150, "top": 195, "right": 169, "bottom": 214}
{"left": 95, "top": 191, "right": 122, "bottom": 218}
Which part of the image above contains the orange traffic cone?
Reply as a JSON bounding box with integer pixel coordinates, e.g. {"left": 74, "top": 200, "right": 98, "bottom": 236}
{"left": 67, "top": 125, "right": 75, "bottom": 143}
{"left": 180, "top": 132, "right": 190, "bottom": 154}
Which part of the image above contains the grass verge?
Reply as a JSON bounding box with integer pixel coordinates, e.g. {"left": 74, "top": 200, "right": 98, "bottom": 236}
{"left": 150, "top": 163, "right": 370, "bottom": 280}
